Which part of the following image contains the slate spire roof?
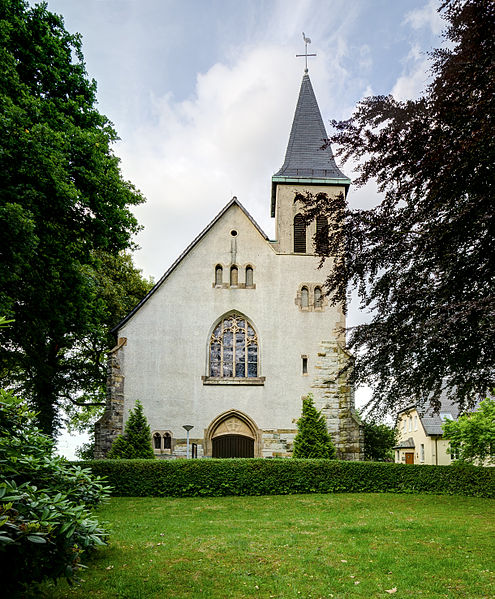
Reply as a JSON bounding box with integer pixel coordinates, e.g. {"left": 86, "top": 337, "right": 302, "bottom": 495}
{"left": 271, "top": 72, "right": 350, "bottom": 216}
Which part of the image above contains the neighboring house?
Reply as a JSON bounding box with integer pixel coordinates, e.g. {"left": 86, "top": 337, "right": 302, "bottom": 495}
{"left": 94, "top": 69, "right": 363, "bottom": 460}
{"left": 394, "top": 398, "right": 461, "bottom": 465}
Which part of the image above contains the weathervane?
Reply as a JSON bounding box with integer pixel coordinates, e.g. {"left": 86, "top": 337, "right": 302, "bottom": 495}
{"left": 296, "top": 32, "right": 316, "bottom": 73}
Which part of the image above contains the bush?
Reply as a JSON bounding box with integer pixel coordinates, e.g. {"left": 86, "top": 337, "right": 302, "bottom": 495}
{"left": 107, "top": 399, "right": 154, "bottom": 459}
{"left": 79, "top": 458, "right": 494, "bottom": 499}
{"left": 293, "top": 394, "right": 336, "bottom": 458}
{"left": 0, "top": 390, "right": 111, "bottom": 595}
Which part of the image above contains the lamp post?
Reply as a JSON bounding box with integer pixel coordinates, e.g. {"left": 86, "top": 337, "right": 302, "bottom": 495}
{"left": 183, "top": 425, "right": 194, "bottom": 458}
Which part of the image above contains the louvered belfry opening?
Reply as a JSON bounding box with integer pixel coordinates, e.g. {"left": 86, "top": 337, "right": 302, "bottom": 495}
{"left": 316, "top": 215, "right": 327, "bottom": 235}
{"left": 294, "top": 214, "right": 306, "bottom": 253}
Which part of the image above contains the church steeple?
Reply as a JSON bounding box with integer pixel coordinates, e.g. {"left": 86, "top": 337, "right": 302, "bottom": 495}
{"left": 271, "top": 73, "right": 350, "bottom": 217}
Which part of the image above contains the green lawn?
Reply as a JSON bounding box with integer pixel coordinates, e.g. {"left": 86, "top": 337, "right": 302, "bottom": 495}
{"left": 41, "top": 494, "right": 494, "bottom": 599}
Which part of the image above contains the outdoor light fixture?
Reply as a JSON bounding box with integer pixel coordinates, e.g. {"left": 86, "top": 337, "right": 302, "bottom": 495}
{"left": 183, "top": 424, "right": 194, "bottom": 459}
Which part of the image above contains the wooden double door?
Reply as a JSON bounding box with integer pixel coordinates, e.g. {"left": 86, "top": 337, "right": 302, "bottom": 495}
{"left": 212, "top": 434, "right": 254, "bottom": 458}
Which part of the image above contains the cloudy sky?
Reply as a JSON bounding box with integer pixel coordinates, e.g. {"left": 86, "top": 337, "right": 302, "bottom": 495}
{"left": 41, "top": 0, "right": 446, "bottom": 455}
{"left": 44, "top": 0, "right": 444, "bottom": 283}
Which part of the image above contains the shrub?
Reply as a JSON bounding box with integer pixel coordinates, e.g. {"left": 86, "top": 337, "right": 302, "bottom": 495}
{"left": 79, "top": 458, "right": 494, "bottom": 499}
{"left": 293, "top": 394, "right": 336, "bottom": 458}
{"left": 107, "top": 399, "right": 154, "bottom": 459}
{"left": 0, "top": 390, "right": 111, "bottom": 595}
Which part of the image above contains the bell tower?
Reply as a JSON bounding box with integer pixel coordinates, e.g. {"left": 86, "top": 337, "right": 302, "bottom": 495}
{"left": 271, "top": 72, "right": 350, "bottom": 254}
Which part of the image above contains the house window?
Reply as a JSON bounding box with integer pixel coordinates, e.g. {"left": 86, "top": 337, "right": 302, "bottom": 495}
{"left": 420, "top": 443, "right": 425, "bottom": 462}
{"left": 409, "top": 417, "right": 412, "bottom": 432}
{"left": 153, "top": 432, "right": 161, "bottom": 449}
{"left": 215, "top": 265, "right": 223, "bottom": 285}
{"left": 314, "top": 287, "right": 322, "bottom": 308}
{"left": 230, "top": 265, "right": 238, "bottom": 286}
{"left": 301, "top": 286, "right": 309, "bottom": 308}
{"left": 245, "top": 266, "right": 253, "bottom": 286}
{"left": 414, "top": 415, "right": 418, "bottom": 431}
{"left": 294, "top": 214, "right": 306, "bottom": 253}
{"left": 209, "top": 313, "right": 258, "bottom": 378}
{"left": 163, "top": 432, "right": 171, "bottom": 449}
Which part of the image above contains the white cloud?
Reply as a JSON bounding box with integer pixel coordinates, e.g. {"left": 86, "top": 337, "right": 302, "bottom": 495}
{"left": 117, "top": 45, "right": 305, "bottom": 279}
{"left": 405, "top": 0, "right": 444, "bottom": 36}
{"left": 389, "top": 1, "right": 446, "bottom": 101}
{"left": 390, "top": 55, "right": 430, "bottom": 101}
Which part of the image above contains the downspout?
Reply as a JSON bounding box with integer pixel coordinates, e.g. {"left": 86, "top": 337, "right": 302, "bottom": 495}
{"left": 435, "top": 437, "right": 438, "bottom": 465}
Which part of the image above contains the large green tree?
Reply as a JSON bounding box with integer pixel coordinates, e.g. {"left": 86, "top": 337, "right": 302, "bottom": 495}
{"left": 0, "top": 0, "right": 146, "bottom": 436}
{"left": 442, "top": 399, "right": 495, "bottom": 465}
{"left": 300, "top": 0, "right": 494, "bottom": 415}
{"left": 63, "top": 250, "right": 153, "bottom": 432}
{"left": 362, "top": 420, "right": 397, "bottom": 462}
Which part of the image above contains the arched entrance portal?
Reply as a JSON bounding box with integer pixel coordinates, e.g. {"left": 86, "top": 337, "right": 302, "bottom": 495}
{"left": 205, "top": 410, "right": 261, "bottom": 458}
{"left": 212, "top": 434, "right": 254, "bottom": 458}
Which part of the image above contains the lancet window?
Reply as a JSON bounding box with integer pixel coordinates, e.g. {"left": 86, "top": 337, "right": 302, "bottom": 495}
{"left": 314, "top": 286, "right": 322, "bottom": 308}
{"left": 215, "top": 265, "right": 223, "bottom": 285}
{"left": 209, "top": 313, "right": 258, "bottom": 378}
{"left": 245, "top": 266, "right": 254, "bottom": 286}
{"left": 153, "top": 431, "right": 172, "bottom": 451}
{"left": 301, "top": 286, "right": 309, "bottom": 308}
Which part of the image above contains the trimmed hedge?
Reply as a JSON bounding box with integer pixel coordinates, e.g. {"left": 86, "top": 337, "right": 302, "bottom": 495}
{"left": 78, "top": 459, "right": 495, "bottom": 499}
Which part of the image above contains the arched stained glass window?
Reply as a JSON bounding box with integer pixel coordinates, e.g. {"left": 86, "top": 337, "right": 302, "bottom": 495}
{"left": 230, "top": 265, "right": 238, "bottom": 286}
{"left": 209, "top": 314, "right": 258, "bottom": 378}
{"left": 294, "top": 214, "right": 306, "bottom": 253}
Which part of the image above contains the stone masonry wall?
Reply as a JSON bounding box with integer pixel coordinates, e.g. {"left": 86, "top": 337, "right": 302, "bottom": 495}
{"left": 311, "top": 340, "right": 363, "bottom": 460}
{"left": 94, "top": 338, "right": 126, "bottom": 459}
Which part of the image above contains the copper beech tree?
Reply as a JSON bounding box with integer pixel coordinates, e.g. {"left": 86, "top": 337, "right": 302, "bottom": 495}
{"left": 298, "top": 0, "right": 494, "bottom": 416}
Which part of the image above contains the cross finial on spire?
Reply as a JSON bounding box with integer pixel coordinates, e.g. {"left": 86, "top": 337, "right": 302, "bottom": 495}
{"left": 296, "top": 32, "right": 316, "bottom": 73}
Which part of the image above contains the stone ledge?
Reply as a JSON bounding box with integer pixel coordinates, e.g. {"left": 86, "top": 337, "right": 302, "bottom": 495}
{"left": 202, "top": 376, "right": 265, "bottom": 386}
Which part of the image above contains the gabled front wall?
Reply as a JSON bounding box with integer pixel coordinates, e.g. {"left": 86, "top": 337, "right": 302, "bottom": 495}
{"left": 114, "top": 202, "right": 348, "bottom": 457}
{"left": 395, "top": 409, "right": 453, "bottom": 466}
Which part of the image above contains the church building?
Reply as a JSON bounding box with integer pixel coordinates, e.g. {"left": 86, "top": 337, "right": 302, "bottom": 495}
{"left": 95, "top": 70, "right": 363, "bottom": 460}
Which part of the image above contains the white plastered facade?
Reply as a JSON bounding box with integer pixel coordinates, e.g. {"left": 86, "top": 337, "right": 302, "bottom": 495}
{"left": 95, "top": 72, "right": 363, "bottom": 460}
{"left": 394, "top": 408, "right": 453, "bottom": 466}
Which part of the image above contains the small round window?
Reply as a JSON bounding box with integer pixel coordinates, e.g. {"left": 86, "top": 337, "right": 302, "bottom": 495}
{"left": 231, "top": 230, "right": 238, "bottom": 237}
